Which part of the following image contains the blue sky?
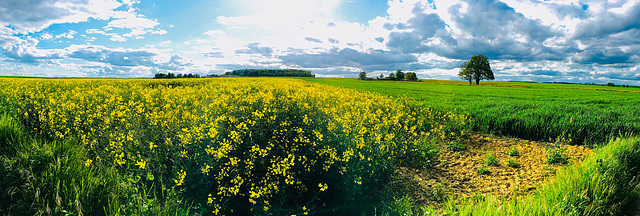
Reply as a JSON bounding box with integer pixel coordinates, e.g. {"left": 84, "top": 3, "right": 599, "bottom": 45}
{"left": 1, "top": 0, "right": 640, "bottom": 84}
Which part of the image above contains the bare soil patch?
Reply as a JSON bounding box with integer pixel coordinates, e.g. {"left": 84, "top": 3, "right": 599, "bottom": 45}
{"left": 390, "top": 132, "right": 592, "bottom": 208}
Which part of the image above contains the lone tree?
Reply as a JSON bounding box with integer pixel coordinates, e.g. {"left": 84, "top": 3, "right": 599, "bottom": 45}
{"left": 395, "top": 70, "right": 405, "bottom": 81}
{"left": 406, "top": 72, "right": 418, "bottom": 81}
{"left": 359, "top": 71, "right": 367, "bottom": 80}
{"left": 460, "top": 55, "right": 494, "bottom": 85}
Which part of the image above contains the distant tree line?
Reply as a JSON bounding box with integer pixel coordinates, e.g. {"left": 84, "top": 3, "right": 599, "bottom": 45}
{"left": 358, "top": 70, "right": 418, "bottom": 81}
{"left": 608, "top": 83, "right": 632, "bottom": 87}
{"left": 154, "top": 73, "right": 201, "bottom": 79}
{"left": 224, "top": 69, "right": 315, "bottom": 77}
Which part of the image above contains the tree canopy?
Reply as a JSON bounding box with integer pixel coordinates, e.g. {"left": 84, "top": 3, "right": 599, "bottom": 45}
{"left": 405, "top": 72, "right": 418, "bottom": 81}
{"left": 358, "top": 71, "right": 367, "bottom": 80}
{"left": 459, "top": 55, "right": 494, "bottom": 85}
{"left": 395, "top": 70, "right": 405, "bottom": 81}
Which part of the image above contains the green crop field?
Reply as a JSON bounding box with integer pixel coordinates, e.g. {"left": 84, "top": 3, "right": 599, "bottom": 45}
{"left": 300, "top": 78, "right": 640, "bottom": 146}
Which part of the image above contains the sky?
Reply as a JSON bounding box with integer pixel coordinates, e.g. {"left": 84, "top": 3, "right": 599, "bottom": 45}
{"left": 1, "top": 0, "right": 640, "bottom": 84}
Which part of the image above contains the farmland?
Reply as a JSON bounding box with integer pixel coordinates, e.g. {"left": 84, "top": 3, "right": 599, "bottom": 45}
{"left": 0, "top": 77, "right": 639, "bottom": 215}
{"left": 301, "top": 78, "right": 640, "bottom": 146}
{"left": 0, "top": 77, "right": 468, "bottom": 215}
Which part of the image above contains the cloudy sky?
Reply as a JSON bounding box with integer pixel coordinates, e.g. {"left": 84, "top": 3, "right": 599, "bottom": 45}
{"left": 1, "top": 0, "right": 639, "bottom": 84}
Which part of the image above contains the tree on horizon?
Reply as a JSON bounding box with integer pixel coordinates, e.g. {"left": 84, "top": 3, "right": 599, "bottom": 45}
{"left": 460, "top": 55, "right": 494, "bottom": 85}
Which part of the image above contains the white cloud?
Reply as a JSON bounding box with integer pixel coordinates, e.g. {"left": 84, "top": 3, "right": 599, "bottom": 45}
{"left": 151, "top": 29, "right": 167, "bottom": 35}
{"left": 55, "top": 30, "right": 77, "bottom": 39}
{"left": 41, "top": 33, "right": 54, "bottom": 40}
{"left": 159, "top": 40, "right": 172, "bottom": 46}
{"left": 2, "top": 37, "right": 65, "bottom": 63}
{"left": 0, "top": 0, "right": 122, "bottom": 35}
{"left": 106, "top": 13, "right": 159, "bottom": 29}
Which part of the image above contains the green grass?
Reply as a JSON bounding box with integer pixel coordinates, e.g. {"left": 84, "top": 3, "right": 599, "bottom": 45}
{"left": 0, "top": 114, "right": 187, "bottom": 215}
{"left": 300, "top": 78, "right": 640, "bottom": 145}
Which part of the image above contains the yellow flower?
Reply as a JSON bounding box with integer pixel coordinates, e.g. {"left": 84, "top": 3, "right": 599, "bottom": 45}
{"left": 135, "top": 159, "right": 146, "bottom": 169}
{"left": 84, "top": 159, "right": 93, "bottom": 167}
{"left": 207, "top": 193, "right": 214, "bottom": 204}
{"left": 174, "top": 169, "right": 186, "bottom": 186}
{"left": 318, "top": 183, "right": 328, "bottom": 192}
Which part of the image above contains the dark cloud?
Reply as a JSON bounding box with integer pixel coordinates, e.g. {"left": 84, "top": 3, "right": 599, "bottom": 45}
{"left": 569, "top": 4, "right": 640, "bottom": 67}
{"left": 235, "top": 42, "right": 273, "bottom": 56}
{"left": 68, "top": 46, "right": 157, "bottom": 67}
{"left": 385, "top": 0, "right": 568, "bottom": 63}
{"left": 599, "top": 71, "right": 640, "bottom": 81}
{"left": 521, "top": 70, "right": 562, "bottom": 77}
{"left": 573, "top": 2, "right": 640, "bottom": 40}
{"left": 386, "top": 3, "right": 453, "bottom": 54}
{"left": 0, "top": 0, "right": 73, "bottom": 34}
{"left": 0, "top": 0, "right": 119, "bottom": 35}
{"left": 216, "top": 64, "right": 286, "bottom": 72}
{"left": 279, "top": 48, "right": 417, "bottom": 70}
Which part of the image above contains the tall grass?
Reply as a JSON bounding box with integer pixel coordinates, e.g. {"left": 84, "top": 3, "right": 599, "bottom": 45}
{"left": 0, "top": 114, "right": 187, "bottom": 215}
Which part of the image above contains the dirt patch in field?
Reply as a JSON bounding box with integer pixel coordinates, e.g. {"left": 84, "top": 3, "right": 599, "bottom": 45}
{"left": 389, "top": 132, "right": 592, "bottom": 208}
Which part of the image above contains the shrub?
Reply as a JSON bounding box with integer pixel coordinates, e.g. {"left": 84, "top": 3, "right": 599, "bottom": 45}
{"left": 484, "top": 154, "right": 499, "bottom": 166}
{"left": 547, "top": 132, "right": 570, "bottom": 164}
{"left": 506, "top": 158, "right": 520, "bottom": 168}
{"left": 506, "top": 146, "right": 519, "bottom": 157}
{"left": 403, "top": 137, "right": 439, "bottom": 169}
{"left": 477, "top": 166, "right": 490, "bottom": 175}
{"left": 547, "top": 145, "right": 569, "bottom": 164}
{"left": 448, "top": 140, "right": 468, "bottom": 152}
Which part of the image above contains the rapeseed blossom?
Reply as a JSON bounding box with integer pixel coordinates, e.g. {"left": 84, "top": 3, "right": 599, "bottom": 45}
{"left": 0, "top": 77, "right": 469, "bottom": 215}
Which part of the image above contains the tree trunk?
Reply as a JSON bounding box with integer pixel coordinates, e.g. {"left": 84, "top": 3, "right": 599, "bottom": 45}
{"left": 476, "top": 78, "right": 480, "bottom": 85}
{"left": 469, "top": 80, "right": 472, "bottom": 85}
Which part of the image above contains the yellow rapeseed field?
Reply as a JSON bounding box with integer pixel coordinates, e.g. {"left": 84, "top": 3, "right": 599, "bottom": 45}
{"left": 0, "top": 77, "right": 468, "bottom": 214}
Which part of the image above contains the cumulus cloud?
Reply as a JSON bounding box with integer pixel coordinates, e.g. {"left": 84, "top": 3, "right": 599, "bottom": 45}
{"left": 279, "top": 47, "right": 416, "bottom": 70}
{"left": 2, "top": 37, "right": 64, "bottom": 63}
{"left": 67, "top": 45, "right": 158, "bottom": 67}
{"left": 2, "top": 0, "right": 640, "bottom": 83}
{"left": 0, "top": 0, "right": 121, "bottom": 34}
